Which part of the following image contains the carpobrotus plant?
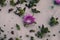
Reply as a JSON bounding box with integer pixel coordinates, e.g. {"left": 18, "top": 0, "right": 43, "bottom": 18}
{"left": 23, "top": 14, "right": 36, "bottom": 26}
{"left": 35, "top": 25, "right": 50, "bottom": 38}
{"left": 49, "top": 17, "right": 59, "bottom": 26}
{"left": 14, "top": 7, "right": 26, "bottom": 16}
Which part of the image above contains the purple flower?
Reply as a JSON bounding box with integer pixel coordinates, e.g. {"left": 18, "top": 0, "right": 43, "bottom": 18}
{"left": 23, "top": 14, "right": 35, "bottom": 24}
{"left": 54, "top": 0, "right": 60, "bottom": 4}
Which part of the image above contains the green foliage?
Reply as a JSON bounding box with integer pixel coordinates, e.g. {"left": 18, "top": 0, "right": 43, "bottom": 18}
{"left": 25, "top": 1, "right": 36, "bottom": 8}
{"left": 31, "top": 8, "right": 40, "bottom": 13}
{"left": 0, "top": 0, "right": 6, "bottom": 7}
{"left": 14, "top": 7, "right": 26, "bottom": 16}
{"left": 16, "top": 24, "right": 20, "bottom": 30}
{"left": 36, "top": 25, "right": 50, "bottom": 38}
{"left": 10, "top": 0, "right": 15, "bottom": 6}
{"left": 31, "top": 0, "right": 40, "bottom": 3}
{"left": 49, "top": 17, "right": 59, "bottom": 26}
{"left": 15, "top": 0, "right": 27, "bottom": 5}
{"left": 26, "top": 0, "right": 40, "bottom": 8}
{"left": 19, "top": 0, "right": 27, "bottom": 4}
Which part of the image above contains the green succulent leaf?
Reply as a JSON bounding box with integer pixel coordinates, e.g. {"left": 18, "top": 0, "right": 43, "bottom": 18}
{"left": 31, "top": 0, "right": 40, "bottom": 3}
{"left": 26, "top": 1, "right": 36, "bottom": 8}
{"left": 10, "top": 0, "right": 15, "bottom": 6}
{"left": 26, "top": 0, "right": 40, "bottom": 8}
{"left": 16, "top": 37, "right": 19, "bottom": 40}
{"left": 14, "top": 7, "right": 26, "bottom": 16}
{"left": 16, "top": 24, "right": 20, "bottom": 30}
{"left": 31, "top": 8, "right": 40, "bottom": 13}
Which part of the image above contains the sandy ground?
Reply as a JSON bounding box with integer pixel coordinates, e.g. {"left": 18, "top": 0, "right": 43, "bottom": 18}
{"left": 0, "top": 0, "right": 60, "bottom": 40}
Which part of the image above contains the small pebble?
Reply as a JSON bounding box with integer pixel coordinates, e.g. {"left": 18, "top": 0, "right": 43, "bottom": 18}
{"left": 35, "top": 34, "right": 37, "bottom": 36}
{"left": 0, "top": 32, "right": 1, "bottom": 34}
{"left": 46, "top": 39, "right": 48, "bottom": 40}
{"left": 59, "top": 31, "right": 60, "bottom": 33}
{"left": 4, "top": 25, "right": 6, "bottom": 27}
{"left": 53, "top": 34, "right": 56, "bottom": 36}
{"left": 51, "top": 6, "right": 54, "bottom": 9}
{"left": 26, "top": 35, "right": 29, "bottom": 37}
{"left": 29, "top": 30, "right": 35, "bottom": 32}
{"left": 20, "top": 36, "right": 22, "bottom": 38}
{"left": 0, "top": 9, "right": 1, "bottom": 11}
{"left": 56, "top": 18, "right": 58, "bottom": 20}
{"left": 38, "top": 26, "right": 40, "bottom": 28}
{"left": 9, "top": 38, "right": 13, "bottom": 40}
{"left": 11, "top": 27, "right": 13, "bottom": 29}
{"left": 48, "top": 35, "right": 50, "bottom": 37}
{"left": 4, "top": 34, "right": 7, "bottom": 38}
{"left": 11, "top": 31, "right": 14, "bottom": 35}
{"left": 8, "top": 8, "right": 13, "bottom": 13}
